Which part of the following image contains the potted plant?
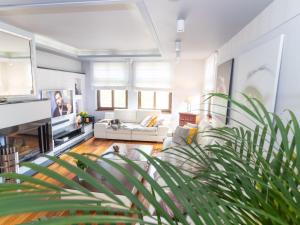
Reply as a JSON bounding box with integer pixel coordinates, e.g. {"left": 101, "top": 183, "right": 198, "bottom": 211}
{"left": 79, "top": 111, "right": 89, "bottom": 124}
{"left": 74, "top": 159, "right": 87, "bottom": 182}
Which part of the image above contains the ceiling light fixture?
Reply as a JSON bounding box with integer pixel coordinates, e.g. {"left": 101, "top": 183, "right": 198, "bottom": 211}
{"left": 177, "top": 19, "right": 185, "bottom": 33}
{"left": 175, "top": 40, "right": 181, "bottom": 52}
{"left": 175, "top": 40, "right": 181, "bottom": 62}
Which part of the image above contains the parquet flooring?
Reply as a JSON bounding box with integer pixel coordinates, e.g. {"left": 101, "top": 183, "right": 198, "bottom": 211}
{"left": 0, "top": 138, "right": 162, "bottom": 225}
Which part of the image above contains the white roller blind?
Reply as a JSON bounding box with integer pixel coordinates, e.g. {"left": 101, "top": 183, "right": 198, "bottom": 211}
{"left": 92, "top": 62, "right": 129, "bottom": 88}
{"left": 134, "top": 62, "right": 172, "bottom": 90}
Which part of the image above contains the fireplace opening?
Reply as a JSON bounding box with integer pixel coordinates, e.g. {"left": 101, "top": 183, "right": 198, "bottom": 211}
{"left": 0, "top": 119, "right": 53, "bottom": 163}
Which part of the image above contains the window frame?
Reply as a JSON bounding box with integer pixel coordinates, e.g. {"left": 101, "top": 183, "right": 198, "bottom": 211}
{"left": 138, "top": 91, "right": 172, "bottom": 113}
{"left": 97, "top": 89, "right": 128, "bottom": 111}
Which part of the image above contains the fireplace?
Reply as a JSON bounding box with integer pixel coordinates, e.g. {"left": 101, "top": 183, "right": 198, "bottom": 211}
{"left": 0, "top": 119, "right": 53, "bottom": 163}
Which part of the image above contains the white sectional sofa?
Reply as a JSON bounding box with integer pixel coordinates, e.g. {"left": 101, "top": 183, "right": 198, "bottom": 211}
{"left": 94, "top": 109, "right": 169, "bottom": 142}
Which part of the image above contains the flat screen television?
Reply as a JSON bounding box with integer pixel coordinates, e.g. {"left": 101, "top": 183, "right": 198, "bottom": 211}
{"left": 42, "top": 90, "right": 74, "bottom": 118}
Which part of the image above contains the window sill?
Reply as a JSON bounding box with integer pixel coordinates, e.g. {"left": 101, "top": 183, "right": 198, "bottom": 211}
{"left": 96, "top": 110, "right": 114, "bottom": 112}
{"left": 162, "top": 111, "right": 172, "bottom": 115}
{"left": 96, "top": 108, "right": 128, "bottom": 112}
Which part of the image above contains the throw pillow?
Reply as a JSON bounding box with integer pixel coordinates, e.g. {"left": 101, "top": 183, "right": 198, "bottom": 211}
{"left": 185, "top": 123, "right": 198, "bottom": 128}
{"left": 154, "top": 117, "right": 165, "bottom": 127}
{"left": 140, "top": 115, "right": 153, "bottom": 127}
{"left": 147, "top": 115, "right": 158, "bottom": 127}
{"left": 184, "top": 126, "right": 198, "bottom": 144}
{"left": 172, "top": 126, "right": 190, "bottom": 145}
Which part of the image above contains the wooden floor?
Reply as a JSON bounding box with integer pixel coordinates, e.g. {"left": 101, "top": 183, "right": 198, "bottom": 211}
{"left": 0, "top": 138, "right": 162, "bottom": 225}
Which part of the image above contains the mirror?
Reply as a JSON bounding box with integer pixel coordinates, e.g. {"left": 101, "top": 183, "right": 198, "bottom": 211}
{"left": 0, "top": 30, "right": 34, "bottom": 97}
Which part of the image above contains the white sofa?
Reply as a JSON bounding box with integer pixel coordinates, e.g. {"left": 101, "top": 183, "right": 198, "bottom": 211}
{"left": 158, "top": 118, "right": 215, "bottom": 173}
{"left": 141, "top": 119, "right": 216, "bottom": 224}
{"left": 94, "top": 109, "right": 169, "bottom": 142}
{"left": 162, "top": 118, "right": 214, "bottom": 149}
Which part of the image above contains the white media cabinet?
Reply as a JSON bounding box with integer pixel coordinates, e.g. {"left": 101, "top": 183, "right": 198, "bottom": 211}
{"left": 20, "top": 122, "right": 94, "bottom": 176}
{"left": 53, "top": 123, "right": 94, "bottom": 157}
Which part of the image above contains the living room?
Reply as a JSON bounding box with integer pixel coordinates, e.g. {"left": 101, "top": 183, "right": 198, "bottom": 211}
{"left": 0, "top": 0, "right": 300, "bottom": 224}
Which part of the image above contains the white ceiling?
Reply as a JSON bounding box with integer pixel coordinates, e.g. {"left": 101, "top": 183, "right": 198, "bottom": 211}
{"left": 145, "top": 0, "right": 274, "bottom": 59}
{"left": 0, "top": 0, "right": 273, "bottom": 60}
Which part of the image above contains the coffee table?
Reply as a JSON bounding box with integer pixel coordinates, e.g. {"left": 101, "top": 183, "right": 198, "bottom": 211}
{"left": 63, "top": 143, "right": 153, "bottom": 209}
{"left": 102, "top": 143, "right": 153, "bottom": 161}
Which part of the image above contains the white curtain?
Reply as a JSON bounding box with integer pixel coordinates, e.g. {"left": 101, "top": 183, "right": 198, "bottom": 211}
{"left": 92, "top": 62, "right": 129, "bottom": 88}
{"left": 134, "top": 62, "right": 172, "bottom": 90}
{"left": 203, "top": 52, "right": 218, "bottom": 116}
{"left": 204, "top": 52, "right": 218, "bottom": 93}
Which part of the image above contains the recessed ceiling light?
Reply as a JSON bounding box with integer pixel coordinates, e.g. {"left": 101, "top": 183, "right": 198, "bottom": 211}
{"left": 175, "top": 40, "right": 181, "bottom": 62}
{"left": 175, "top": 40, "right": 181, "bottom": 52}
{"left": 177, "top": 19, "right": 185, "bottom": 33}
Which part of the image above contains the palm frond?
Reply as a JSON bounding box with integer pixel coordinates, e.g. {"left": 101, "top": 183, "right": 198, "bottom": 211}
{"left": 0, "top": 94, "right": 299, "bottom": 225}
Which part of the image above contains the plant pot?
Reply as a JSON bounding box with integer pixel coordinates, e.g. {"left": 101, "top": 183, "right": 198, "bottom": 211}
{"left": 77, "top": 168, "right": 87, "bottom": 182}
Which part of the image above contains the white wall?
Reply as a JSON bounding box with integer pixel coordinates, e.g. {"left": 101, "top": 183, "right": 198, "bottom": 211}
{"left": 0, "top": 21, "right": 86, "bottom": 130}
{"left": 217, "top": 0, "right": 300, "bottom": 119}
{"left": 84, "top": 60, "right": 205, "bottom": 127}
{"left": 35, "top": 68, "right": 86, "bottom": 127}
{"left": 0, "top": 100, "right": 51, "bottom": 129}
{"left": 35, "top": 49, "right": 86, "bottom": 124}
{"left": 171, "top": 60, "right": 205, "bottom": 127}
{"left": 36, "top": 50, "right": 83, "bottom": 73}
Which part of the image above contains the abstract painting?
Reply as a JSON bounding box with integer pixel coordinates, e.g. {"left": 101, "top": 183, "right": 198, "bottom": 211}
{"left": 231, "top": 35, "right": 284, "bottom": 125}
{"left": 214, "top": 59, "right": 234, "bottom": 125}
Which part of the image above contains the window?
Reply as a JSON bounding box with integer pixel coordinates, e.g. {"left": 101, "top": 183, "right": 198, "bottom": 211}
{"left": 92, "top": 62, "right": 129, "bottom": 88}
{"left": 135, "top": 62, "right": 172, "bottom": 113}
{"left": 134, "top": 62, "right": 172, "bottom": 90}
{"left": 93, "top": 62, "right": 129, "bottom": 111}
{"left": 138, "top": 91, "right": 172, "bottom": 113}
{"left": 97, "top": 90, "right": 128, "bottom": 111}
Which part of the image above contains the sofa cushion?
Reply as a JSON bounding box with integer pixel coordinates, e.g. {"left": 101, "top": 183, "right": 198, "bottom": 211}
{"left": 105, "top": 123, "right": 133, "bottom": 135}
{"left": 154, "top": 117, "right": 165, "bottom": 127}
{"left": 132, "top": 127, "right": 157, "bottom": 136}
{"left": 163, "top": 137, "right": 177, "bottom": 149}
{"left": 185, "top": 123, "right": 198, "bottom": 128}
{"left": 122, "top": 123, "right": 141, "bottom": 130}
{"left": 114, "top": 109, "right": 136, "bottom": 123}
{"left": 136, "top": 110, "right": 161, "bottom": 123}
{"left": 196, "top": 119, "right": 213, "bottom": 146}
{"left": 106, "top": 127, "right": 131, "bottom": 135}
{"left": 140, "top": 115, "right": 153, "bottom": 127}
{"left": 172, "top": 126, "right": 189, "bottom": 145}
{"left": 157, "top": 126, "right": 169, "bottom": 137}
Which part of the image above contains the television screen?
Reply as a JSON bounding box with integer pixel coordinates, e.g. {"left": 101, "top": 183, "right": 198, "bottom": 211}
{"left": 43, "top": 90, "right": 74, "bottom": 118}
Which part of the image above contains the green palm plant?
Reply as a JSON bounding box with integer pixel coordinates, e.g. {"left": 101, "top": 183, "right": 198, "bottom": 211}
{"left": 0, "top": 93, "right": 299, "bottom": 225}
